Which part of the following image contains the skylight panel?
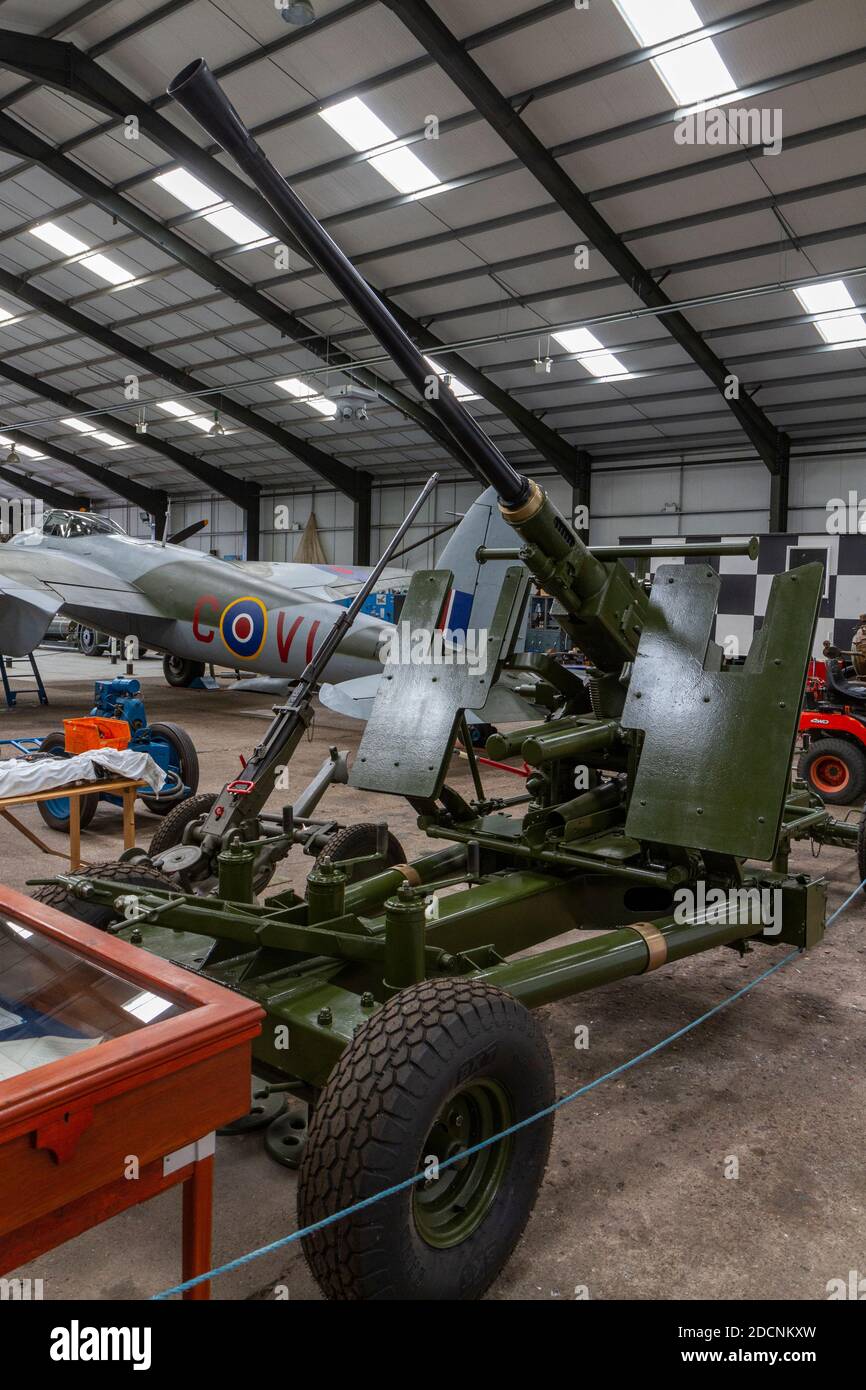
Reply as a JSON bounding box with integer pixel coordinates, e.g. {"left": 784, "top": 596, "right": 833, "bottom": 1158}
{"left": 276, "top": 377, "right": 339, "bottom": 418}
{"left": 204, "top": 205, "right": 271, "bottom": 245}
{"left": 794, "top": 280, "right": 866, "bottom": 345}
{"left": 153, "top": 168, "right": 218, "bottom": 211}
{"left": 0, "top": 434, "right": 45, "bottom": 459}
{"left": 552, "top": 329, "right": 630, "bottom": 379}
{"left": 153, "top": 168, "right": 269, "bottom": 246}
{"left": 613, "top": 0, "right": 737, "bottom": 107}
{"left": 320, "top": 97, "right": 393, "bottom": 149}
{"left": 30, "top": 223, "right": 135, "bottom": 285}
{"left": 320, "top": 97, "right": 440, "bottom": 194}
{"left": 31, "top": 222, "right": 88, "bottom": 256}
{"left": 157, "top": 399, "right": 235, "bottom": 433}
{"left": 61, "top": 417, "right": 130, "bottom": 449}
{"left": 78, "top": 254, "right": 136, "bottom": 286}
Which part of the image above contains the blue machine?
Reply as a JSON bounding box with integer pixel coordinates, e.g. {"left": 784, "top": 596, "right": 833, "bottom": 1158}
{"left": 38, "top": 678, "right": 199, "bottom": 833}
{"left": 337, "top": 588, "right": 405, "bottom": 624}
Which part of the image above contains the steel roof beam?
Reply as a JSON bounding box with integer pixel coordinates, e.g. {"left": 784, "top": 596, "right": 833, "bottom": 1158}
{"left": 0, "top": 117, "right": 495, "bottom": 486}
{"left": 8, "top": 104, "right": 860, "bottom": 362}
{"left": 0, "top": 2, "right": 808, "bottom": 217}
{"left": 0, "top": 361, "right": 168, "bottom": 521}
{"left": 0, "top": 32, "right": 576, "bottom": 481}
{"left": 0, "top": 418, "right": 167, "bottom": 524}
{"left": 390, "top": 0, "right": 811, "bottom": 476}
{"left": 0, "top": 262, "right": 373, "bottom": 516}
{"left": 0, "top": 463, "right": 87, "bottom": 511}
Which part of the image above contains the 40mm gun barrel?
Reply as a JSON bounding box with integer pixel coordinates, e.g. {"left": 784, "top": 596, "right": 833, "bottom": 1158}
{"left": 167, "top": 58, "right": 530, "bottom": 512}
{"left": 165, "top": 61, "right": 648, "bottom": 670}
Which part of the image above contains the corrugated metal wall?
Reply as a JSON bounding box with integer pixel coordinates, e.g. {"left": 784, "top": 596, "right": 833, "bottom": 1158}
{"left": 98, "top": 453, "right": 866, "bottom": 563}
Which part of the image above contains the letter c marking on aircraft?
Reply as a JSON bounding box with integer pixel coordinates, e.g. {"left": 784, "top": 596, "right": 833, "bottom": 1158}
{"left": 193, "top": 594, "right": 219, "bottom": 644}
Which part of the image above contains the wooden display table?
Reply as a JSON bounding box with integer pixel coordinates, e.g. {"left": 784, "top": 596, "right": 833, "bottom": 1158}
{"left": 0, "top": 885, "right": 263, "bottom": 1299}
{"left": 0, "top": 777, "right": 147, "bottom": 870}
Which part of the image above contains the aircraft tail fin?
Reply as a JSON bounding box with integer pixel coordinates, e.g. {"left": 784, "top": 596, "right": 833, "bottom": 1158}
{"left": 436, "top": 486, "right": 520, "bottom": 639}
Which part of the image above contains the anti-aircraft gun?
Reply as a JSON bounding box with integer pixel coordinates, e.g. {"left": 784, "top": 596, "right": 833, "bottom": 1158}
{"left": 33, "top": 59, "right": 865, "bottom": 1303}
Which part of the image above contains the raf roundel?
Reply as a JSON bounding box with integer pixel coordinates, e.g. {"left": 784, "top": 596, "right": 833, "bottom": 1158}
{"left": 220, "top": 596, "right": 268, "bottom": 660}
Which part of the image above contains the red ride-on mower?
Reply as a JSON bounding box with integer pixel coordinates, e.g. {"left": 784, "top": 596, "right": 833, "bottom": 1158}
{"left": 798, "top": 649, "right": 866, "bottom": 804}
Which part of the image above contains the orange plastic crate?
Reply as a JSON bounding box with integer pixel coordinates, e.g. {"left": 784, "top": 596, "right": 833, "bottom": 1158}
{"left": 63, "top": 717, "right": 131, "bottom": 755}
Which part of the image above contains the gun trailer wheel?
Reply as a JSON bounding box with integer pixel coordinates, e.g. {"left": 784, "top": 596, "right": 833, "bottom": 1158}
{"left": 30, "top": 860, "right": 178, "bottom": 931}
{"left": 297, "top": 978, "right": 554, "bottom": 1301}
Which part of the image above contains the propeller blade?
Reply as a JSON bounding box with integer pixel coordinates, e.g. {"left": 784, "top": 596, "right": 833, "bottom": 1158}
{"left": 167, "top": 518, "right": 209, "bottom": 545}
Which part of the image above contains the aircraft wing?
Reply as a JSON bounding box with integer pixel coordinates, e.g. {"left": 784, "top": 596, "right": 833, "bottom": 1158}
{"left": 0, "top": 547, "right": 163, "bottom": 655}
{"left": 239, "top": 560, "right": 411, "bottom": 601}
{"left": 0, "top": 572, "right": 64, "bottom": 656}
{"left": 320, "top": 670, "right": 542, "bottom": 725}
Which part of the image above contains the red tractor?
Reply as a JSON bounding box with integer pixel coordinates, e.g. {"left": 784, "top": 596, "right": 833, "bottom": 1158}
{"left": 798, "top": 629, "right": 866, "bottom": 804}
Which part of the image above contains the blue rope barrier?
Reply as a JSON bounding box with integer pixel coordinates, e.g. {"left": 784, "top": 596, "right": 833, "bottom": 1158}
{"left": 153, "top": 876, "right": 866, "bottom": 1299}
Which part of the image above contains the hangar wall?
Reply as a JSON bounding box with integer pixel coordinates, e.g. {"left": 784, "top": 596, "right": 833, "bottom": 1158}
{"left": 98, "top": 452, "right": 864, "bottom": 565}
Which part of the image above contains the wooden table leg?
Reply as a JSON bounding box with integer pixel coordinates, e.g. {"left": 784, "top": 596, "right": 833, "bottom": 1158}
{"left": 181, "top": 1155, "right": 214, "bottom": 1301}
{"left": 69, "top": 792, "right": 81, "bottom": 871}
{"left": 121, "top": 785, "right": 136, "bottom": 853}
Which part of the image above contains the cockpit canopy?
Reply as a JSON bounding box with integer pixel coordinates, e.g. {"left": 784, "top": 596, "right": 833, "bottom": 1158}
{"left": 41, "top": 509, "right": 127, "bottom": 538}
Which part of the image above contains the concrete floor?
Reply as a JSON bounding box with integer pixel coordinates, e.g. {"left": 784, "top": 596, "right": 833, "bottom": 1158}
{"left": 4, "top": 648, "right": 865, "bottom": 1301}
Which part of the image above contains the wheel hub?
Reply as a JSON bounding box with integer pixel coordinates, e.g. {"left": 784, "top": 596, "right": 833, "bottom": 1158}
{"left": 814, "top": 755, "right": 849, "bottom": 791}
{"left": 413, "top": 1080, "right": 513, "bottom": 1249}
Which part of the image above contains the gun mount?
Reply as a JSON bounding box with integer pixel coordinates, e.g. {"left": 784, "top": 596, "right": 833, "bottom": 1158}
{"left": 32, "top": 60, "right": 866, "bottom": 1303}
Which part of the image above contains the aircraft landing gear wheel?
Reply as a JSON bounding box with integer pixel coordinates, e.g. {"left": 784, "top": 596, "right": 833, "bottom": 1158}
{"left": 297, "top": 978, "right": 554, "bottom": 1301}
{"left": 798, "top": 738, "right": 866, "bottom": 805}
{"left": 77, "top": 626, "right": 102, "bottom": 656}
{"left": 36, "top": 731, "right": 100, "bottom": 832}
{"left": 140, "top": 722, "right": 200, "bottom": 815}
{"left": 163, "top": 655, "right": 205, "bottom": 688}
{"left": 30, "top": 860, "right": 178, "bottom": 931}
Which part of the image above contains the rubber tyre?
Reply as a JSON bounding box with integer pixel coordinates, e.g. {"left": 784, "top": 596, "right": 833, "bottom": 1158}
{"left": 140, "top": 722, "right": 200, "bottom": 815}
{"left": 314, "top": 822, "right": 406, "bottom": 885}
{"left": 163, "top": 655, "right": 205, "bottom": 688}
{"left": 298, "top": 978, "right": 554, "bottom": 1301}
{"left": 148, "top": 791, "right": 217, "bottom": 858}
{"left": 31, "top": 860, "right": 178, "bottom": 931}
{"left": 36, "top": 731, "right": 100, "bottom": 832}
{"left": 798, "top": 738, "right": 866, "bottom": 805}
{"left": 77, "top": 626, "right": 102, "bottom": 656}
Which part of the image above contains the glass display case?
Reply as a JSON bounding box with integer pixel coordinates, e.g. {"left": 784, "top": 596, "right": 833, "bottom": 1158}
{"left": 0, "top": 914, "right": 188, "bottom": 1082}
{"left": 0, "top": 885, "right": 262, "bottom": 1298}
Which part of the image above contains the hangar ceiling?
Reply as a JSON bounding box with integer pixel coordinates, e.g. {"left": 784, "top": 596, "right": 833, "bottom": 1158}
{"left": 0, "top": 0, "right": 862, "bottom": 548}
